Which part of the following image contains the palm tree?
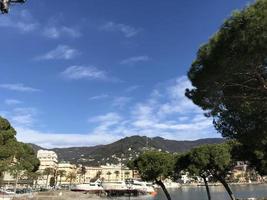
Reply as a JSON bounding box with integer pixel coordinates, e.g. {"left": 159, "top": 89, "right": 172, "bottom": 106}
{"left": 24, "top": 171, "right": 41, "bottom": 189}
{"left": 114, "top": 171, "right": 120, "bottom": 181}
{"left": 79, "top": 166, "right": 86, "bottom": 183}
{"left": 43, "top": 168, "right": 54, "bottom": 188}
{"left": 106, "top": 171, "right": 112, "bottom": 181}
{"left": 91, "top": 171, "right": 102, "bottom": 182}
{"left": 66, "top": 172, "right": 76, "bottom": 188}
{"left": 57, "top": 170, "right": 66, "bottom": 186}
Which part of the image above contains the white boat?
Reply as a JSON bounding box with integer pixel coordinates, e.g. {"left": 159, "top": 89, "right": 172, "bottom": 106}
{"left": 101, "top": 181, "right": 128, "bottom": 191}
{"left": 163, "top": 180, "right": 181, "bottom": 188}
{"left": 131, "top": 180, "right": 155, "bottom": 194}
{"left": 71, "top": 181, "right": 103, "bottom": 192}
{"left": 102, "top": 180, "right": 156, "bottom": 195}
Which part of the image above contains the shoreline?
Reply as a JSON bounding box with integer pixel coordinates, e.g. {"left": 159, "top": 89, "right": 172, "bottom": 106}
{"left": 181, "top": 182, "right": 266, "bottom": 187}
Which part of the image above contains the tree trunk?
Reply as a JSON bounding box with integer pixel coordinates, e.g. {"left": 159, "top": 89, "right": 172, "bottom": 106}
{"left": 202, "top": 176, "right": 211, "bottom": 200}
{"left": 14, "top": 174, "right": 18, "bottom": 194}
{"left": 217, "top": 176, "right": 235, "bottom": 200}
{"left": 46, "top": 175, "right": 49, "bottom": 189}
{"left": 155, "top": 179, "right": 171, "bottom": 200}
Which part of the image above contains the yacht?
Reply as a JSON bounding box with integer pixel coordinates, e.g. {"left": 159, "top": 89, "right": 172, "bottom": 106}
{"left": 163, "top": 180, "right": 181, "bottom": 188}
{"left": 101, "top": 181, "right": 128, "bottom": 190}
{"left": 71, "top": 180, "right": 103, "bottom": 193}
{"left": 130, "top": 180, "right": 156, "bottom": 194}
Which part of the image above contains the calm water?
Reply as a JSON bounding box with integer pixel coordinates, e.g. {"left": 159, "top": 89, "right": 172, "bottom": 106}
{"left": 108, "top": 184, "right": 267, "bottom": 200}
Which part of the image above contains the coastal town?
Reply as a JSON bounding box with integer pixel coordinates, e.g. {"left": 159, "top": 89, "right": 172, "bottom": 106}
{"left": 1, "top": 149, "right": 266, "bottom": 192}
{"left": 0, "top": 0, "right": 267, "bottom": 199}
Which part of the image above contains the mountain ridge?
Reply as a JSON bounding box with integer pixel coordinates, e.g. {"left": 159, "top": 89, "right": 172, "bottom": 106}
{"left": 29, "top": 135, "right": 224, "bottom": 166}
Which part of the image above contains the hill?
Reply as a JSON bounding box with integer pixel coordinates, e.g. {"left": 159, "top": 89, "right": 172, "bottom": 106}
{"left": 29, "top": 136, "right": 224, "bottom": 166}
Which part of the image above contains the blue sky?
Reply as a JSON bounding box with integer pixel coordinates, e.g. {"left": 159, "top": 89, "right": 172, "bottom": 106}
{"left": 0, "top": 0, "right": 251, "bottom": 148}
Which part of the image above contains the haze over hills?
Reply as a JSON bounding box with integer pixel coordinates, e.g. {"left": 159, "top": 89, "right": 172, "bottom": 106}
{"left": 29, "top": 136, "right": 224, "bottom": 166}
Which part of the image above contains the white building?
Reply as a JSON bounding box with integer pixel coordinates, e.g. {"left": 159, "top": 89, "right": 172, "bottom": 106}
{"left": 57, "top": 162, "right": 77, "bottom": 185}
{"left": 81, "top": 165, "right": 134, "bottom": 183}
{"left": 37, "top": 150, "right": 58, "bottom": 187}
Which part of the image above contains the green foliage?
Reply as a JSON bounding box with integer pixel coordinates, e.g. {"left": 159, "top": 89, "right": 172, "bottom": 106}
{"left": 0, "top": 117, "right": 40, "bottom": 178}
{"left": 186, "top": 0, "right": 267, "bottom": 174}
{"left": 0, "top": 117, "right": 17, "bottom": 172}
{"left": 132, "top": 151, "right": 175, "bottom": 182}
{"left": 66, "top": 171, "right": 76, "bottom": 185}
{"left": 13, "top": 143, "right": 40, "bottom": 172}
{"left": 132, "top": 151, "right": 175, "bottom": 200}
{"left": 176, "top": 143, "right": 233, "bottom": 179}
{"left": 175, "top": 143, "right": 236, "bottom": 200}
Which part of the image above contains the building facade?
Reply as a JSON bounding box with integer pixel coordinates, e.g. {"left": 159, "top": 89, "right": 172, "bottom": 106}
{"left": 36, "top": 150, "right": 58, "bottom": 187}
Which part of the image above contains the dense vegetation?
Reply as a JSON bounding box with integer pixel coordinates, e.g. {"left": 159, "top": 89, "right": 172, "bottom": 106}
{"left": 176, "top": 143, "right": 236, "bottom": 200}
{"left": 131, "top": 143, "right": 237, "bottom": 200}
{"left": 0, "top": 116, "right": 40, "bottom": 189}
{"left": 130, "top": 151, "right": 175, "bottom": 200}
{"left": 186, "top": 0, "right": 267, "bottom": 174}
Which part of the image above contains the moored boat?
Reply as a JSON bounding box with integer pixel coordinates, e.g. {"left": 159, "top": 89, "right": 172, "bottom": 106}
{"left": 71, "top": 180, "right": 103, "bottom": 193}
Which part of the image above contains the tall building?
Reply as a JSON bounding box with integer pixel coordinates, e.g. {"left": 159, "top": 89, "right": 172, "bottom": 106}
{"left": 37, "top": 150, "right": 58, "bottom": 171}
{"left": 37, "top": 150, "right": 58, "bottom": 187}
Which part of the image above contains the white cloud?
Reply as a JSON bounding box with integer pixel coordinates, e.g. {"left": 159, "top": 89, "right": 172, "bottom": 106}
{"left": 0, "top": 10, "right": 38, "bottom": 32}
{"left": 43, "top": 26, "right": 81, "bottom": 39}
{"left": 86, "top": 76, "right": 215, "bottom": 142}
{"left": 120, "top": 56, "right": 149, "bottom": 65}
{"left": 89, "top": 94, "right": 109, "bottom": 101}
{"left": 0, "top": 83, "right": 40, "bottom": 92}
{"left": 5, "top": 99, "right": 23, "bottom": 105}
{"left": 10, "top": 76, "right": 216, "bottom": 148}
{"left": 61, "top": 66, "right": 108, "bottom": 80}
{"left": 16, "top": 127, "right": 121, "bottom": 148}
{"left": 112, "top": 96, "right": 132, "bottom": 109}
{"left": 36, "top": 45, "right": 79, "bottom": 60}
{"left": 90, "top": 112, "right": 122, "bottom": 124}
{"left": 100, "top": 21, "right": 141, "bottom": 38}
{"left": 0, "top": 107, "right": 38, "bottom": 128}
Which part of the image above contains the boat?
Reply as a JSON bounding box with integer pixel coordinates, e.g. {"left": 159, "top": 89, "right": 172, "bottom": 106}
{"left": 101, "top": 181, "right": 128, "bottom": 191}
{"left": 71, "top": 180, "right": 103, "bottom": 193}
{"left": 130, "top": 180, "right": 156, "bottom": 194}
{"left": 101, "top": 180, "right": 157, "bottom": 196}
{"left": 163, "top": 180, "right": 181, "bottom": 188}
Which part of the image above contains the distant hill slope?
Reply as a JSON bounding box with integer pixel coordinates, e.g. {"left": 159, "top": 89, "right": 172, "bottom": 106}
{"left": 29, "top": 136, "right": 224, "bottom": 166}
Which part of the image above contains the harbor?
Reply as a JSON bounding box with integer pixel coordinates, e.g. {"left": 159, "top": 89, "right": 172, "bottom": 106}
{"left": 1, "top": 184, "right": 267, "bottom": 200}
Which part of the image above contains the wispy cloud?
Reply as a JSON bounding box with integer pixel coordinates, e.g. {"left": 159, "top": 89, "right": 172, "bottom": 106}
{"left": 100, "top": 21, "right": 141, "bottom": 38}
{"left": 0, "top": 10, "right": 38, "bottom": 32}
{"left": 61, "top": 65, "right": 108, "bottom": 81}
{"left": 112, "top": 96, "right": 132, "bottom": 109}
{"left": 120, "top": 56, "right": 150, "bottom": 65}
{"left": 89, "top": 94, "right": 110, "bottom": 101}
{"left": 16, "top": 127, "right": 121, "bottom": 148}
{"left": 43, "top": 26, "right": 81, "bottom": 39}
{"left": 5, "top": 99, "right": 23, "bottom": 106}
{"left": 125, "top": 85, "right": 141, "bottom": 93}
{"left": 36, "top": 45, "right": 79, "bottom": 60}
{"left": 12, "top": 76, "right": 216, "bottom": 148}
{"left": 87, "top": 76, "right": 215, "bottom": 142}
{"left": 0, "top": 107, "right": 38, "bottom": 128}
{"left": 0, "top": 83, "right": 40, "bottom": 92}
